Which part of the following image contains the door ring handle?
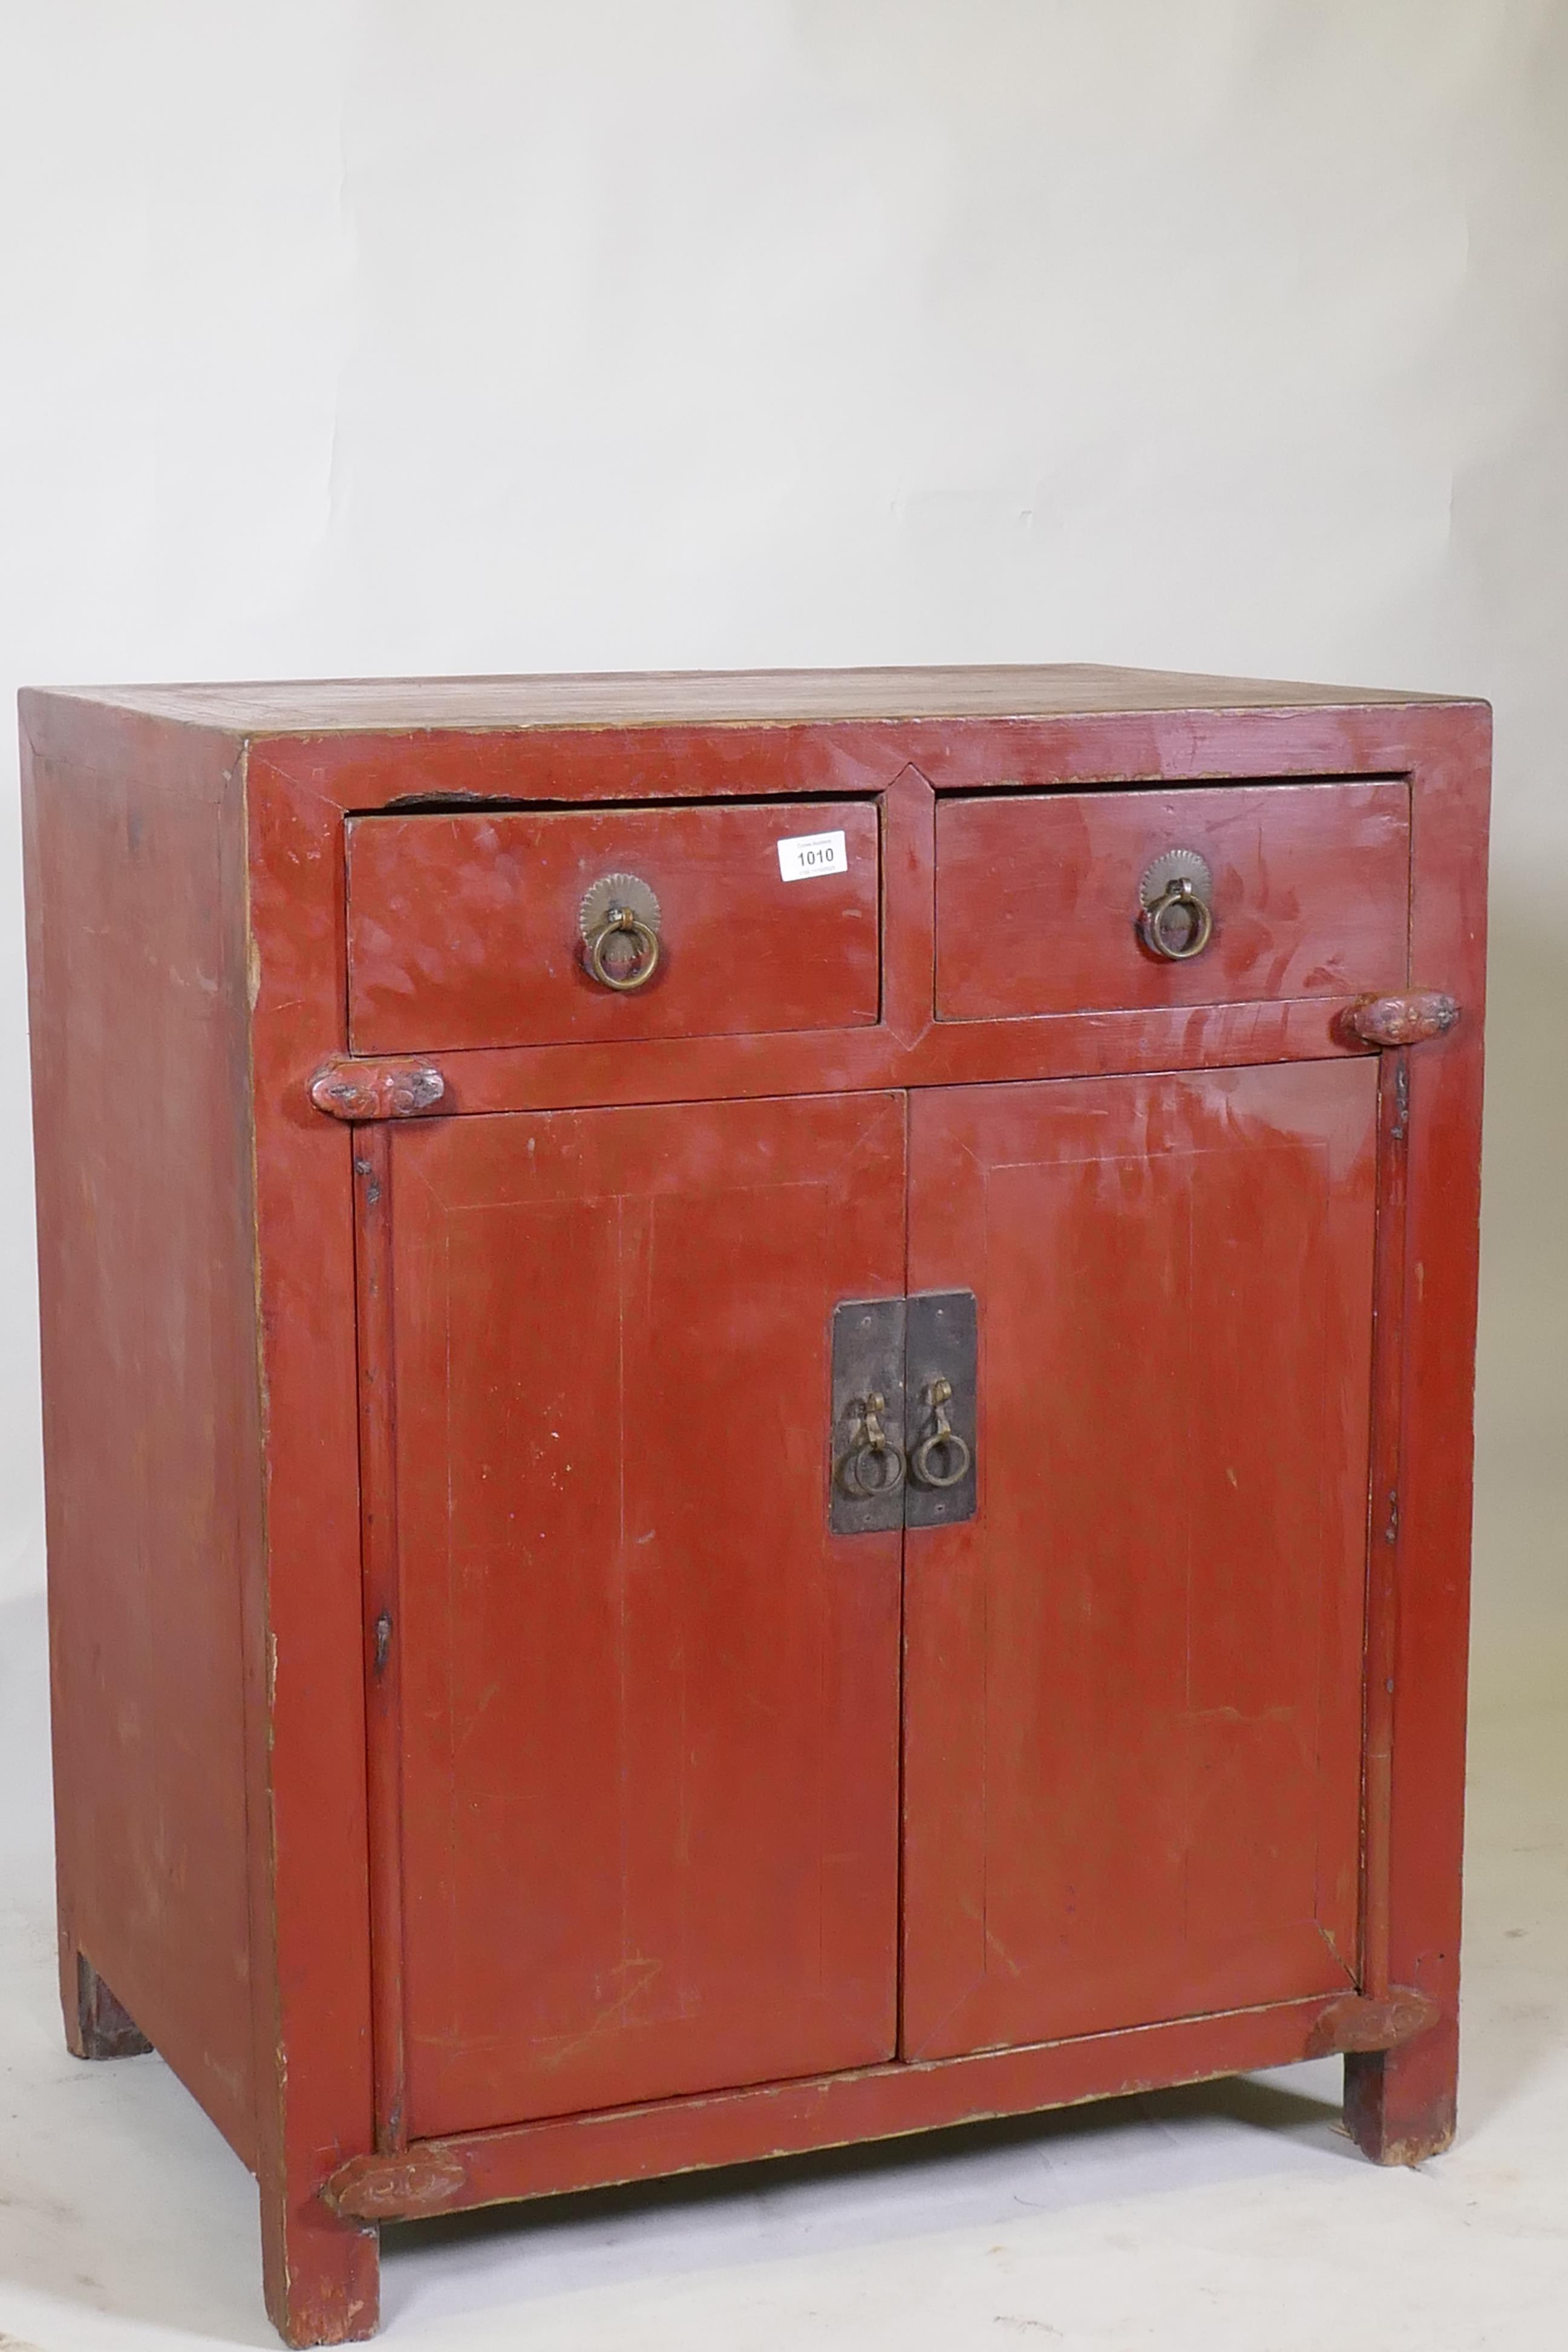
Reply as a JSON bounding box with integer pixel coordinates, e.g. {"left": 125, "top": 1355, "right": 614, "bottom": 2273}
{"left": 909, "top": 1376, "right": 971, "bottom": 1490}
{"left": 911, "top": 1426, "right": 971, "bottom": 1489}
{"left": 842, "top": 1437, "right": 906, "bottom": 1498}
{"left": 841, "top": 1393, "right": 906, "bottom": 1499}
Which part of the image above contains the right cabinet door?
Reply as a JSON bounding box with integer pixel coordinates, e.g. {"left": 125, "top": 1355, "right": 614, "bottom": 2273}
{"left": 901, "top": 1060, "right": 1380, "bottom": 2062}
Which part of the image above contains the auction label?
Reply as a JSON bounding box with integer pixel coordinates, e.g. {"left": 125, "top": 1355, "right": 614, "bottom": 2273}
{"left": 776, "top": 829, "right": 848, "bottom": 881}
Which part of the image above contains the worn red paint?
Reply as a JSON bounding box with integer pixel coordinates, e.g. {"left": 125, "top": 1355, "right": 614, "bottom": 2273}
{"left": 390, "top": 1093, "right": 904, "bottom": 2141}
{"left": 901, "top": 1062, "right": 1377, "bottom": 2062}
{"left": 21, "top": 669, "right": 1489, "bottom": 2345}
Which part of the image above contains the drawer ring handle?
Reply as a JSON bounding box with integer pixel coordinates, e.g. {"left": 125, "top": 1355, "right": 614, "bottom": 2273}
{"left": 910, "top": 1377, "right": 971, "bottom": 1490}
{"left": 586, "top": 909, "right": 661, "bottom": 991}
{"left": 1137, "top": 849, "right": 1215, "bottom": 962}
{"left": 580, "top": 871, "right": 663, "bottom": 992}
{"left": 841, "top": 1393, "right": 906, "bottom": 1500}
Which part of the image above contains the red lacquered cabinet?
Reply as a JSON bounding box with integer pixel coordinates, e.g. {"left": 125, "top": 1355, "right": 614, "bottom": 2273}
{"left": 21, "top": 667, "right": 1489, "bottom": 2346}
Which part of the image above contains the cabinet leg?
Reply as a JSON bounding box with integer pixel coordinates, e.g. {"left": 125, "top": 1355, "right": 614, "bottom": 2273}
{"left": 261, "top": 2178, "right": 379, "bottom": 2350}
{"left": 1343, "top": 2016, "right": 1458, "bottom": 2166}
{"left": 63, "top": 1941, "right": 152, "bottom": 2060}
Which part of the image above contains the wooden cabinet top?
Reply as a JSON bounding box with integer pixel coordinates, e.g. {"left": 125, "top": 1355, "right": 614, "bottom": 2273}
{"left": 22, "top": 661, "right": 1474, "bottom": 737}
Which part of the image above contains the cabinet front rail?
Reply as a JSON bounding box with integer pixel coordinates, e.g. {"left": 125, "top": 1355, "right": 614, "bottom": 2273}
{"left": 324, "top": 1985, "right": 1440, "bottom": 2224}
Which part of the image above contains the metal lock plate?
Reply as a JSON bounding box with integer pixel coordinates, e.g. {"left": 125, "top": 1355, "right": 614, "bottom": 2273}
{"left": 829, "top": 1298, "right": 907, "bottom": 1537}
{"left": 903, "top": 1290, "right": 978, "bottom": 1529}
{"left": 828, "top": 1289, "right": 978, "bottom": 1533}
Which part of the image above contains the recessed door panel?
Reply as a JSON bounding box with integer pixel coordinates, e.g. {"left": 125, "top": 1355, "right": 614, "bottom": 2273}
{"left": 902, "top": 1061, "right": 1379, "bottom": 2060}
{"left": 389, "top": 1093, "right": 906, "bottom": 2136}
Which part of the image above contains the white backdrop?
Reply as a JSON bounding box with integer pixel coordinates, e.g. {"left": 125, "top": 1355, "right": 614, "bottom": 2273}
{"left": 2, "top": 1, "right": 1565, "bottom": 1708}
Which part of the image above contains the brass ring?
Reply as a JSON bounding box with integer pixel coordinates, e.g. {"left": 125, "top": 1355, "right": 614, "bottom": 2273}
{"left": 1139, "top": 880, "right": 1214, "bottom": 962}
{"left": 842, "top": 1437, "right": 906, "bottom": 1498}
{"left": 586, "top": 911, "right": 661, "bottom": 991}
{"left": 911, "top": 1427, "right": 971, "bottom": 1489}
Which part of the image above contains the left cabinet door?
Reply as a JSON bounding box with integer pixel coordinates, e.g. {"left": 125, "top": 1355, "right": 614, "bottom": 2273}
{"left": 378, "top": 1092, "right": 906, "bottom": 2138}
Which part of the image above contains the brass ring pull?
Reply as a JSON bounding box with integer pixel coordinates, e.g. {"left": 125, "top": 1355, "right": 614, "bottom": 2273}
{"left": 586, "top": 909, "right": 661, "bottom": 991}
{"left": 1140, "top": 880, "right": 1213, "bottom": 961}
{"left": 841, "top": 1393, "right": 906, "bottom": 1499}
{"left": 579, "top": 871, "right": 662, "bottom": 993}
{"left": 1137, "top": 849, "right": 1214, "bottom": 962}
{"left": 910, "top": 1377, "right": 971, "bottom": 1491}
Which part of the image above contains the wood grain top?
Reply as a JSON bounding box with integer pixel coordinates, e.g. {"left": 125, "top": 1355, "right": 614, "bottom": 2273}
{"left": 22, "top": 662, "right": 1468, "bottom": 737}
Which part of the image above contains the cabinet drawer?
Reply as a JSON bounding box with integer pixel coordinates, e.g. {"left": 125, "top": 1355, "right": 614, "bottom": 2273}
{"left": 347, "top": 799, "right": 881, "bottom": 1053}
{"left": 935, "top": 780, "right": 1409, "bottom": 1021}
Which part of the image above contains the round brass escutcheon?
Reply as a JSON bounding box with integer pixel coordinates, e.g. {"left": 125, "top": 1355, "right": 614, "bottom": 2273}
{"left": 580, "top": 871, "right": 662, "bottom": 992}
{"left": 1137, "top": 848, "right": 1214, "bottom": 962}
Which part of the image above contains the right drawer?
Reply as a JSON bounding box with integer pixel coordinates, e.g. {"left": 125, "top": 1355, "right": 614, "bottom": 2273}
{"left": 935, "top": 780, "right": 1410, "bottom": 1021}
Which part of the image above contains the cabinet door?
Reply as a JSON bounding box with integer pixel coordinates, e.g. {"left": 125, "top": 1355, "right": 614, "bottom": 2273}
{"left": 902, "top": 1062, "right": 1379, "bottom": 2061}
{"left": 387, "top": 1093, "right": 905, "bottom": 2137}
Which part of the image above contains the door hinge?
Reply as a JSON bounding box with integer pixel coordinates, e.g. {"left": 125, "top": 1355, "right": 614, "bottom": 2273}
{"left": 1391, "top": 1059, "right": 1410, "bottom": 1145}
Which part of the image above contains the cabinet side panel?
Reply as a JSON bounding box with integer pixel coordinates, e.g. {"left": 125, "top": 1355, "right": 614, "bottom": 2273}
{"left": 21, "top": 697, "right": 261, "bottom": 2166}
{"left": 1344, "top": 701, "right": 1491, "bottom": 2160}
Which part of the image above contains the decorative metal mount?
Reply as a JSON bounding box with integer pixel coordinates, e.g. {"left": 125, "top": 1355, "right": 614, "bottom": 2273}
{"left": 322, "top": 2144, "right": 469, "bottom": 2223}
{"left": 309, "top": 1061, "right": 447, "bottom": 1122}
{"left": 1344, "top": 993, "right": 1461, "bottom": 1049}
{"left": 1304, "top": 1986, "right": 1442, "bottom": 2059}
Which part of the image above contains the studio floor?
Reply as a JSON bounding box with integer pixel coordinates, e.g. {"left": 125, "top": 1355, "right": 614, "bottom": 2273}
{"left": 1, "top": 1589, "right": 1563, "bottom": 2351}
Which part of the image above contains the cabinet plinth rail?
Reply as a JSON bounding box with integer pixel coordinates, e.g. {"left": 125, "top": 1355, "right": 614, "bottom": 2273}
{"left": 319, "top": 1985, "right": 1443, "bottom": 2228}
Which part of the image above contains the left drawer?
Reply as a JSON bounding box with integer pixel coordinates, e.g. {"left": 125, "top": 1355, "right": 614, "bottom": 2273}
{"left": 345, "top": 799, "right": 881, "bottom": 1053}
